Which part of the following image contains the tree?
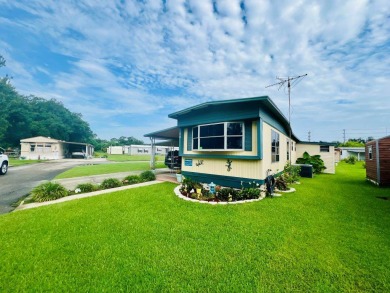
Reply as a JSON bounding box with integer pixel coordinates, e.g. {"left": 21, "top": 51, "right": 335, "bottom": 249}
{"left": 339, "top": 139, "right": 365, "bottom": 147}
{"left": 0, "top": 55, "right": 95, "bottom": 148}
{"left": 1, "top": 55, "right": 142, "bottom": 150}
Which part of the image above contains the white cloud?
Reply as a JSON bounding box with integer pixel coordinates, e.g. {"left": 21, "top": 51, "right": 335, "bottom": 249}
{"left": 0, "top": 0, "right": 389, "bottom": 141}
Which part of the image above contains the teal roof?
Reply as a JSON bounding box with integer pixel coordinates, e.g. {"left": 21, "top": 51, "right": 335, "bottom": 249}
{"left": 299, "top": 141, "right": 337, "bottom": 146}
{"left": 169, "top": 96, "right": 271, "bottom": 118}
{"left": 168, "top": 96, "right": 300, "bottom": 141}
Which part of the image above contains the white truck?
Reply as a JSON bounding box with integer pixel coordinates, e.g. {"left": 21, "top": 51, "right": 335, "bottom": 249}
{"left": 0, "top": 148, "right": 9, "bottom": 175}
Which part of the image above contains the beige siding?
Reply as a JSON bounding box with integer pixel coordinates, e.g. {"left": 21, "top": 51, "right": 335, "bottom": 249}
{"left": 262, "top": 123, "right": 297, "bottom": 178}
{"left": 20, "top": 142, "right": 65, "bottom": 160}
{"left": 182, "top": 121, "right": 297, "bottom": 180}
{"left": 296, "top": 144, "right": 335, "bottom": 174}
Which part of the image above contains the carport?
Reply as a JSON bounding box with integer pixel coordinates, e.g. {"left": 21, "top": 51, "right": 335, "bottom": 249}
{"left": 63, "top": 141, "right": 94, "bottom": 159}
{"left": 144, "top": 126, "right": 179, "bottom": 169}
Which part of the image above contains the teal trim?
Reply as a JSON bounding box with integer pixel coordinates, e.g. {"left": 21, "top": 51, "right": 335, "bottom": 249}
{"left": 259, "top": 108, "right": 289, "bottom": 137}
{"left": 179, "top": 128, "right": 184, "bottom": 156}
{"left": 182, "top": 171, "right": 265, "bottom": 189}
{"left": 258, "top": 118, "right": 263, "bottom": 159}
{"left": 187, "top": 127, "right": 192, "bottom": 151}
{"left": 182, "top": 154, "right": 261, "bottom": 160}
{"left": 244, "top": 120, "right": 252, "bottom": 151}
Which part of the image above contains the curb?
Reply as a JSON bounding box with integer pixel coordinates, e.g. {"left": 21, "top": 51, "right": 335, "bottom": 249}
{"left": 14, "top": 181, "right": 164, "bottom": 212}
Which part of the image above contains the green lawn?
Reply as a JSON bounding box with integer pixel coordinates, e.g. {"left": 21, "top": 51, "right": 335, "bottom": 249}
{"left": 54, "top": 161, "right": 166, "bottom": 179}
{"left": 9, "top": 158, "right": 43, "bottom": 166}
{"left": 95, "top": 152, "right": 165, "bottom": 162}
{"left": 0, "top": 162, "right": 389, "bottom": 292}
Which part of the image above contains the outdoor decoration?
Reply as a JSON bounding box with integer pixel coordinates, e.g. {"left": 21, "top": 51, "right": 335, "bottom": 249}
{"left": 226, "top": 159, "right": 232, "bottom": 172}
{"left": 209, "top": 182, "right": 216, "bottom": 194}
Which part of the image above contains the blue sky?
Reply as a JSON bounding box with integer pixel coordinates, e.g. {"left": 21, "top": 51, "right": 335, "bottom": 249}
{"left": 0, "top": 0, "right": 389, "bottom": 142}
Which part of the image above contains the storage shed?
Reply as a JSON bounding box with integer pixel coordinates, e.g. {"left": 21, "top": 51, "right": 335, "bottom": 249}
{"left": 365, "top": 136, "right": 390, "bottom": 186}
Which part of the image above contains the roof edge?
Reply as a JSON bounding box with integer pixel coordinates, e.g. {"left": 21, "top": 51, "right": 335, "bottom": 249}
{"left": 168, "top": 96, "right": 270, "bottom": 119}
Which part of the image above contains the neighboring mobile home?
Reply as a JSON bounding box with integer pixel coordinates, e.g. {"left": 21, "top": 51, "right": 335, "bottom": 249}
{"left": 107, "top": 145, "right": 178, "bottom": 155}
{"left": 145, "top": 96, "right": 335, "bottom": 188}
{"left": 365, "top": 136, "right": 390, "bottom": 186}
{"left": 20, "top": 136, "right": 94, "bottom": 160}
{"left": 338, "top": 147, "right": 366, "bottom": 161}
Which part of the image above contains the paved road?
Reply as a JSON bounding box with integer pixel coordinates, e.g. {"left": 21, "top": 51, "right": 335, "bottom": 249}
{"left": 0, "top": 159, "right": 107, "bottom": 214}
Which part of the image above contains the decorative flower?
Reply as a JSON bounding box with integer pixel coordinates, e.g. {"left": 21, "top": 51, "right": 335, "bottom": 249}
{"left": 75, "top": 188, "right": 81, "bottom": 194}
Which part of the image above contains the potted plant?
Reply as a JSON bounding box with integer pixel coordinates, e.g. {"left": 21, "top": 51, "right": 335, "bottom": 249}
{"left": 176, "top": 169, "right": 182, "bottom": 183}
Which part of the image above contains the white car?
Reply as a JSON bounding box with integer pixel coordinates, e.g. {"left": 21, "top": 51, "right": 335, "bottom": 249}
{"left": 0, "top": 148, "right": 8, "bottom": 175}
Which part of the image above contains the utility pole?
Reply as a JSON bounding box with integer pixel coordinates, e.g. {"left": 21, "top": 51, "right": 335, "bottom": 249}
{"left": 308, "top": 131, "right": 311, "bottom": 142}
{"left": 266, "top": 74, "right": 307, "bottom": 163}
{"left": 343, "top": 129, "right": 346, "bottom": 143}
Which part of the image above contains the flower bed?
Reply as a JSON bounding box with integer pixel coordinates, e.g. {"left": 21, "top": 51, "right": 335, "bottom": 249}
{"left": 177, "top": 178, "right": 267, "bottom": 204}
{"left": 174, "top": 185, "right": 266, "bottom": 205}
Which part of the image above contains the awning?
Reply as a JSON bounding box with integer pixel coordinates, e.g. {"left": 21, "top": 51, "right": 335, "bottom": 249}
{"left": 144, "top": 126, "right": 179, "bottom": 147}
{"left": 144, "top": 126, "right": 180, "bottom": 169}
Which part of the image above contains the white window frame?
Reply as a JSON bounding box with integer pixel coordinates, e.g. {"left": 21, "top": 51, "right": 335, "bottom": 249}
{"left": 192, "top": 122, "right": 244, "bottom": 151}
{"left": 271, "top": 130, "right": 280, "bottom": 163}
{"left": 287, "top": 141, "right": 290, "bottom": 161}
{"left": 368, "top": 146, "right": 373, "bottom": 160}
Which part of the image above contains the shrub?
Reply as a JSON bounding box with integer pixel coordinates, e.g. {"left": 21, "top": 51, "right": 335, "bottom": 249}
{"left": 100, "top": 178, "right": 122, "bottom": 189}
{"left": 238, "top": 188, "right": 260, "bottom": 200}
{"left": 275, "top": 177, "right": 288, "bottom": 191}
{"left": 123, "top": 175, "right": 141, "bottom": 185}
{"left": 31, "top": 182, "right": 69, "bottom": 202}
{"left": 182, "top": 178, "right": 197, "bottom": 192}
{"left": 76, "top": 183, "right": 97, "bottom": 193}
{"left": 139, "top": 170, "right": 156, "bottom": 182}
{"left": 282, "top": 162, "right": 301, "bottom": 183}
{"left": 296, "top": 151, "right": 326, "bottom": 173}
{"left": 362, "top": 161, "right": 366, "bottom": 169}
{"left": 218, "top": 187, "right": 237, "bottom": 201}
{"left": 344, "top": 155, "right": 357, "bottom": 165}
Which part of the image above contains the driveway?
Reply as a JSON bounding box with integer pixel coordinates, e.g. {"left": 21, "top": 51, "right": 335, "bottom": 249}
{"left": 0, "top": 159, "right": 107, "bottom": 214}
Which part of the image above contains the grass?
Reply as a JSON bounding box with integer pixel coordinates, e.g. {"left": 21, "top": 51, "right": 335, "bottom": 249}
{"left": 94, "top": 151, "right": 164, "bottom": 162}
{"left": 54, "top": 161, "right": 165, "bottom": 179}
{"left": 9, "top": 158, "right": 43, "bottom": 166}
{"left": 0, "top": 162, "right": 389, "bottom": 292}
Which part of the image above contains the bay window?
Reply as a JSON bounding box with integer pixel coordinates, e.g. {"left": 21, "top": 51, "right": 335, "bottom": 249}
{"left": 192, "top": 122, "right": 244, "bottom": 151}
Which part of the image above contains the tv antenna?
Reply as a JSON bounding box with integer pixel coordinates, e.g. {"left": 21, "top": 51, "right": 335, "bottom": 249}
{"left": 266, "top": 73, "right": 307, "bottom": 162}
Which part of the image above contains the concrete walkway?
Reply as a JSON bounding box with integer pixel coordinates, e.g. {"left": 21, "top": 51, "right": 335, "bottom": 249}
{"left": 14, "top": 181, "right": 165, "bottom": 212}
{"left": 53, "top": 168, "right": 177, "bottom": 190}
